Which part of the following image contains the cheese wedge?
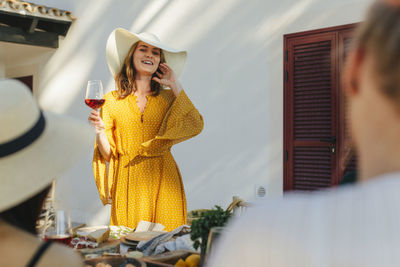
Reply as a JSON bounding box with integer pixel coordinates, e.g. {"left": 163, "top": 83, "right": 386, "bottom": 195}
{"left": 87, "top": 227, "right": 110, "bottom": 243}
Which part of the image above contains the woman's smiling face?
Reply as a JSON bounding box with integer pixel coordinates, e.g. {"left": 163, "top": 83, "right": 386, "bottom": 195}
{"left": 133, "top": 41, "right": 161, "bottom": 76}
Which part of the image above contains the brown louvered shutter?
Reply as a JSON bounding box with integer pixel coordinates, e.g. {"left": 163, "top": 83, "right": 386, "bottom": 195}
{"left": 284, "top": 24, "right": 358, "bottom": 191}
{"left": 284, "top": 32, "right": 337, "bottom": 191}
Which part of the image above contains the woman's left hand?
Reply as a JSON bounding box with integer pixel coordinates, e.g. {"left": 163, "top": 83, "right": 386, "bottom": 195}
{"left": 153, "top": 63, "right": 183, "bottom": 96}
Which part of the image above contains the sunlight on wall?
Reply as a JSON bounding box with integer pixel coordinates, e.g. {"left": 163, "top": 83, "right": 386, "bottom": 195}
{"left": 253, "top": 0, "right": 316, "bottom": 44}
{"left": 42, "top": 0, "right": 112, "bottom": 77}
{"left": 39, "top": 50, "right": 96, "bottom": 112}
{"left": 130, "top": 0, "right": 170, "bottom": 31}
{"left": 38, "top": 0, "right": 113, "bottom": 112}
{"left": 140, "top": 0, "right": 242, "bottom": 50}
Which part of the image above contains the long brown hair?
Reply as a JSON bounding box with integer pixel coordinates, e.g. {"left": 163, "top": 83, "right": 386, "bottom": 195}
{"left": 115, "top": 42, "right": 166, "bottom": 99}
{"left": 356, "top": 0, "right": 400, "bottom": 104}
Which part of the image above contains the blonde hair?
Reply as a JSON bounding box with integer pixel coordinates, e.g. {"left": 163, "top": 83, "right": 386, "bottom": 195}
{"left": 115, "top": 42, "right": 166, "bottom": 99}
{"left": 356, "top": 0, "right": 400, "bottom": 104}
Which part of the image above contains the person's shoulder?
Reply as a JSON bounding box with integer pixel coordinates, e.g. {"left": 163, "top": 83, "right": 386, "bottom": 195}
{"left": 38, "top": 242, "right": 83, "bottom": 267}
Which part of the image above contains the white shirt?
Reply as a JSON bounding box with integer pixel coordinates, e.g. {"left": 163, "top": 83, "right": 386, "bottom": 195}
{"left": 207, "top": 173, "right": 400, "bottom": 267}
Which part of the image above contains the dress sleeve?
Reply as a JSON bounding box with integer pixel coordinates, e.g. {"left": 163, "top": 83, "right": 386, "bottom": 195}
{"left": 140, "top": 90, "right": 204, "bottom": 157}
{"left": 92, "top": 101, "right": 117, "bottom": 205}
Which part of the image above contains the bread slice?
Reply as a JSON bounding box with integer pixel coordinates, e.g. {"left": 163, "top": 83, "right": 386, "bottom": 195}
{"left": 87, "top": 227, "right": 110, "bottom": 243}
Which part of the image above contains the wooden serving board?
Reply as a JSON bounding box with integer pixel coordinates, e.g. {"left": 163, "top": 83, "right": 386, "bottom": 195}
{"left": 125, "top": 231, "right": 166, "bottom": 242}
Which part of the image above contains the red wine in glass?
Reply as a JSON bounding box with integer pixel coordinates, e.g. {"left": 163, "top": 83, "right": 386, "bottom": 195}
{"left": 43, "top": 234, "right": 72, "bottom": 246}
{"left": 85, "top": 80, "right": 104, "bottom": 110}
{"left": 85, "top": 99, "right": 105, "bottom": 109}
{"left": 43, "top": 210, "right": 73, "bottom": 247}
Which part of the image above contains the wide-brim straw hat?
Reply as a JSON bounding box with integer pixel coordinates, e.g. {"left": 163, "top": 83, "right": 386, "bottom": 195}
{"left": 106, "top": 28, "right": 187, "bottom": 78}
{"left": 0, "top": 79, "right": 93, "bottom": 212}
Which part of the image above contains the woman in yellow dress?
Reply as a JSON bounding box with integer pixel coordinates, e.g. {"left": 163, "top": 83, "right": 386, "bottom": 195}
{"left": 88, "top": 29, "right": 203, "bottom": 231}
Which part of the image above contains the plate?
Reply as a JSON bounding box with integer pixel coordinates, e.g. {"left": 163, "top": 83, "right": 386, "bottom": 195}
{"left": 125, "top": 231, "right": 165, "bottom": 242}
{"left": 120, "top": 236, "right": 139, "bottom": 247}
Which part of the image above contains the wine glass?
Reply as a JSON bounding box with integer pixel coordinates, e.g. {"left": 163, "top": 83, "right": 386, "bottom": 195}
{"left": 85, "top": 80, "right": 105, "bottom": 110}
{"left": 43, "top": 210, "right": 72, "bottom": 246}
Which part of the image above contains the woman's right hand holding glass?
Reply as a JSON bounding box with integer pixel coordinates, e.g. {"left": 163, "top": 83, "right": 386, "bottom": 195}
{"left": 88, "top": 110, "right": 105, "bottom": 135}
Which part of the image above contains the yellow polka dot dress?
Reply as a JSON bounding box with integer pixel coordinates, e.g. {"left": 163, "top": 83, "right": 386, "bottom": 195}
{"left": 93, "top": 89, "right": 203, "bottom": 231}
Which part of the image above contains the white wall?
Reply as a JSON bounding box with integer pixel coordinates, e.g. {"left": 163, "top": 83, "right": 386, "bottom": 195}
{"left": 35, "top": 0, "right": 372, "bottom": 224}
{"left": 0, "top": 62, "right": 4, "bottom": 77}
{"left": 6, "top": 64, "right": 40, "bottom": 96}
{"left": 0, "top": 41, "right": 55, "bottom": 97}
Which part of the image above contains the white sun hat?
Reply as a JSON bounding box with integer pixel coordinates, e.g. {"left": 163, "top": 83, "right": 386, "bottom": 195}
{"left": 0, "top": 79, "right": 93, "bottom": 212}
{"left": 106, "top": 28, "right": 187, "bottom": 78}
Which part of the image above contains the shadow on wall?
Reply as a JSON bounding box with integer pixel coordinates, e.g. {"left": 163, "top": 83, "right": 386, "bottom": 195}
{"left": 37, "top": 0, "right": 364, "bottom": 222}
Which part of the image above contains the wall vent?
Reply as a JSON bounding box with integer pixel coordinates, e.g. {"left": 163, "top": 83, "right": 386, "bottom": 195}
{"left": 255, "top": 184, "right": 267, "bottom": 199}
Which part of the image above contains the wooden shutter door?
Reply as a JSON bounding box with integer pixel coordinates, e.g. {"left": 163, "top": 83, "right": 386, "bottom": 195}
{"left": 284, "top": 32, "right": 338, "bottom": 191}
{"left": 284, "top": 24, "right": 358, "bottom": 191}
